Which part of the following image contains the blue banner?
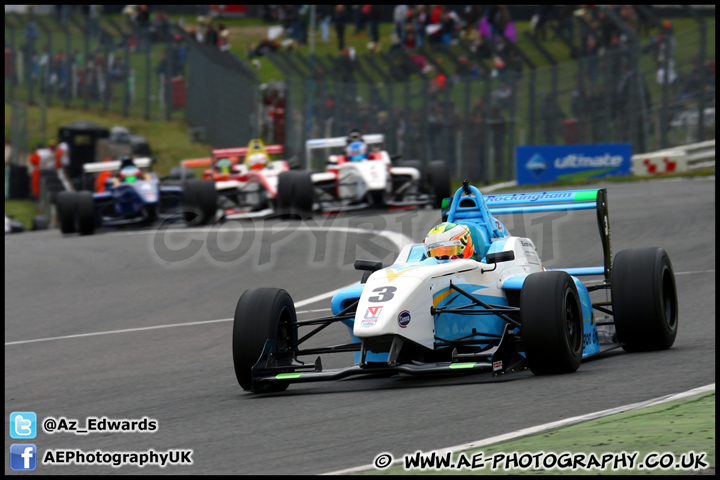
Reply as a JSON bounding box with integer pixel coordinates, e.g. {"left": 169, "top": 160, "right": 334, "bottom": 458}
{"left": 516, "top": 143, "right": 632, "bottom": 186}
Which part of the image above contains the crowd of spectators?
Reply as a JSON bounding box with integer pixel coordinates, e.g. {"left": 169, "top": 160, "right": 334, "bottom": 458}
{"left": 7, "top": 5, "right": 714, "bottom": 174}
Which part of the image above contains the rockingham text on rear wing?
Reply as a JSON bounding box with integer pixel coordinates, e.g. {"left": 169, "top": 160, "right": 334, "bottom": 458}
{"left": 484, "top": 189, "right": 611, "bottom": 282}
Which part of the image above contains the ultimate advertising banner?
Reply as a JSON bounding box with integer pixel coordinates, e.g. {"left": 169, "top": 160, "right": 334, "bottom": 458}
{"left": 515, "top": 143, "right": 632, "bottom": 186}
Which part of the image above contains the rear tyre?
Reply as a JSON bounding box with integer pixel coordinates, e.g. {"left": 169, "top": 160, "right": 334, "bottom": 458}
{"left": 276, "top": 171, "right": 295, "bottom": 217}
{"left": 611, "top": 247, "right": 678, "bottom": 352}
{"left": 76, "top": 191, "right": 96, "bottom": 235}
{"left": 520, "top": 271, "right": 583, "bottom": 375}
{"left": 232, "top": 288, "right": 298, "bottom": 393}
{"left": 56, "top": 191, "right": 78, "bottom": 234}
{"left": 293, "top": 171, "right": 315, "bottom": 218}
{"left": 427, "top": 160, "right": 451, "bottom": 209}
{"left": 32, "top": 215, "right": 49, "bottom": 231}
{"left": 276, "top": 171, "right": 314, "bottom": 219}
{"left": 183, "top": 179, "right": 217, "bottom": 226}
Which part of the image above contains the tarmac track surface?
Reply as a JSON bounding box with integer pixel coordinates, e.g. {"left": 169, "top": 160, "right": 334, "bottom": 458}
{"left": 4, "top": 178, "right": 715, "bottom": 475}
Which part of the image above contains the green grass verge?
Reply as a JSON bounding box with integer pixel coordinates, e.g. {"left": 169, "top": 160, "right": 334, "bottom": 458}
{"left": 4, "top": 199, "right": 41, "bottom": 229}
{"left": 4, "top": 102, "right": 211, "bottom": 176}
{"left": 365, "top": 393, "right": 715, "bottom": 475}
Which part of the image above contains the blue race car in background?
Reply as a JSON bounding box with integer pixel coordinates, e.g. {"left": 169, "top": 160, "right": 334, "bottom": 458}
{"left": 56, "top": 157, "right": 217, "bottom": 235}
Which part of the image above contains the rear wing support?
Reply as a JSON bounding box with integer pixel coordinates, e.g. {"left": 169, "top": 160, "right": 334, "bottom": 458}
{"left": 305, "top": 134, "right": 384, "bottom": 171}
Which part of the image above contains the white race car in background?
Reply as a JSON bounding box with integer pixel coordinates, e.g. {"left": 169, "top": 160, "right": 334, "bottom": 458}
{"left": 276, "top": 134, "right": 451, "bottom": 217}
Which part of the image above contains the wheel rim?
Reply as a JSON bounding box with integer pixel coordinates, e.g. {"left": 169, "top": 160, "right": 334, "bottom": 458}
{"left": 565, "top": 290, "right": 581, "bottom": 353}
{"left": 276, "top": 306, "right": 292, "bottom": 351}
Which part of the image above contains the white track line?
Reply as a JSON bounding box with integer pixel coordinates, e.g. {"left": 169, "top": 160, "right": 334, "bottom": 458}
{"left": 4, "top": 283, "right": 356, "bottom": 346}
{"left": 581, "top": 269, "right": 715, "bottom": 286}
{"left": 324, "top": 383, "right": 716, "bottom": 475}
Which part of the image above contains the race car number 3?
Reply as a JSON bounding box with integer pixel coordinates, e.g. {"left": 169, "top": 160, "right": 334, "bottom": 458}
{"left": 369, "top": 286, "right": 396, "bottom": 302}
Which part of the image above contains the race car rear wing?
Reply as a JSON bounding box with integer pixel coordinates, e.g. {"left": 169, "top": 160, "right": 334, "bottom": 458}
{"left": 83, "top": 157, "right": 153, "bottom": 173}
{"left": 212, "top": 144, "right": 283, "bottom": 161}
{"left": 180, "top": 144, "right": 284, "bottom": 170}
{"left": 305, "top": 134, "right": 384, "bottom": 169}
{"left": 484, "top": 188, "right": 612, "bottom": 282}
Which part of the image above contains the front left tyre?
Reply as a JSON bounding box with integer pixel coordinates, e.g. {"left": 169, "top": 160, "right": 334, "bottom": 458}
{"left": 232, "top": 288, "right": 298, "bottom": 393}
{"left": 520, "top": 271, "right": 583, "bottom": 375}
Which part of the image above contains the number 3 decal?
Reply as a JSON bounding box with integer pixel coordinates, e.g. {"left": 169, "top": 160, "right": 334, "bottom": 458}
{"left": 368, "top": 286, "right": 396, "bottom": 302}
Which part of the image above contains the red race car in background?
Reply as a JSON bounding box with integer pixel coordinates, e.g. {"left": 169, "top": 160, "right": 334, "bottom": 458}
{"left": 179, "top": 140, "right": 289, "bottom": 220}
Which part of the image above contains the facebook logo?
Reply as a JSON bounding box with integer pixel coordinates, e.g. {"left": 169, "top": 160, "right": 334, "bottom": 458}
{"left": 10, "top": 411, "right": 37, "bottom": 439}
{"left": 10, "top": 444, "right": 37, "bottom": 471}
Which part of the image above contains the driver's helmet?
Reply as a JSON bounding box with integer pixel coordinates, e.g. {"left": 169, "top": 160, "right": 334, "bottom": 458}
{"left": 346, "top": 140, "right": 368, "bottom": 161}
{"left": 216, "top": 158, "right": 232, "bottom": 174}
{"left": 347, "top": 129, "right": 363, "bottom": 144}
{"left": 246, "top": 152, "right": 269, "bottom": 170}
{"left": 423, "top": 222, "right": 476, "bottom": 260}
{"left": 119, "top": 165, "right": 141, "bottom": 183}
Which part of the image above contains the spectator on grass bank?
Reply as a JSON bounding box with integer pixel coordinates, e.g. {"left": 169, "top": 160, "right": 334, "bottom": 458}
{"left": 393, "top": 5, "right": 409, "bottom": 42}
{"left": 136, "top": 5, "right": 150, "bottom": 29}
{"left": 319, "top": 4, "right": 334, "bottom": 45}
{"left": 412, "top": 5, "right": 428, "bottom": 48}
{"left": 650, "top": 20, "right": 676, "bottom": 67}
{"left": 334, "top": 5, "right": 349, "bottom": 52}
{"left": 440, "top": 9, "right": 459, "bottom": 46}
{"left": 530, "top": 5, "right": 553, "bottom": 41}
{"left": 368, "top": 5, "right": 381, "bottom": 45}
{"left": 427, "top": 5, "right": 444, "bottom": 45}
{"left": 479, "top": 5, "right": 516, "bottom": 44}
{"left": 204, "top": 22, "right": 219, "bottom": 47}
{"left": 249, "top": 37, "right": 280, "bottom": 59}
{"left": 355, "top": 5, "right": 370, "bottom": 37}
{"left": 218, "top": 26, "right": 231, "bottom": 52}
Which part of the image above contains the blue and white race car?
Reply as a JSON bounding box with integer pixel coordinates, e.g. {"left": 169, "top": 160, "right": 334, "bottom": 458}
{"left": 56, "top": 157, "right": 217, "bottom": 235}
{"left": 232, "top": 181, "right": 678, "bottom": 392}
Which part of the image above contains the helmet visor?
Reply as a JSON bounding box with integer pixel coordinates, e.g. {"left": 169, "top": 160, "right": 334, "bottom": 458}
{"left": 425, "top": 240, "right": 464, "bottom": 259}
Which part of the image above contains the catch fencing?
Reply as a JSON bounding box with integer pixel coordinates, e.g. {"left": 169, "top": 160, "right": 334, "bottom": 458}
{"left": 264, "top": 22, "right": 715, "bottom": 183}
{"left": 5, "top": 9, "right": 714, "bottom": 185}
